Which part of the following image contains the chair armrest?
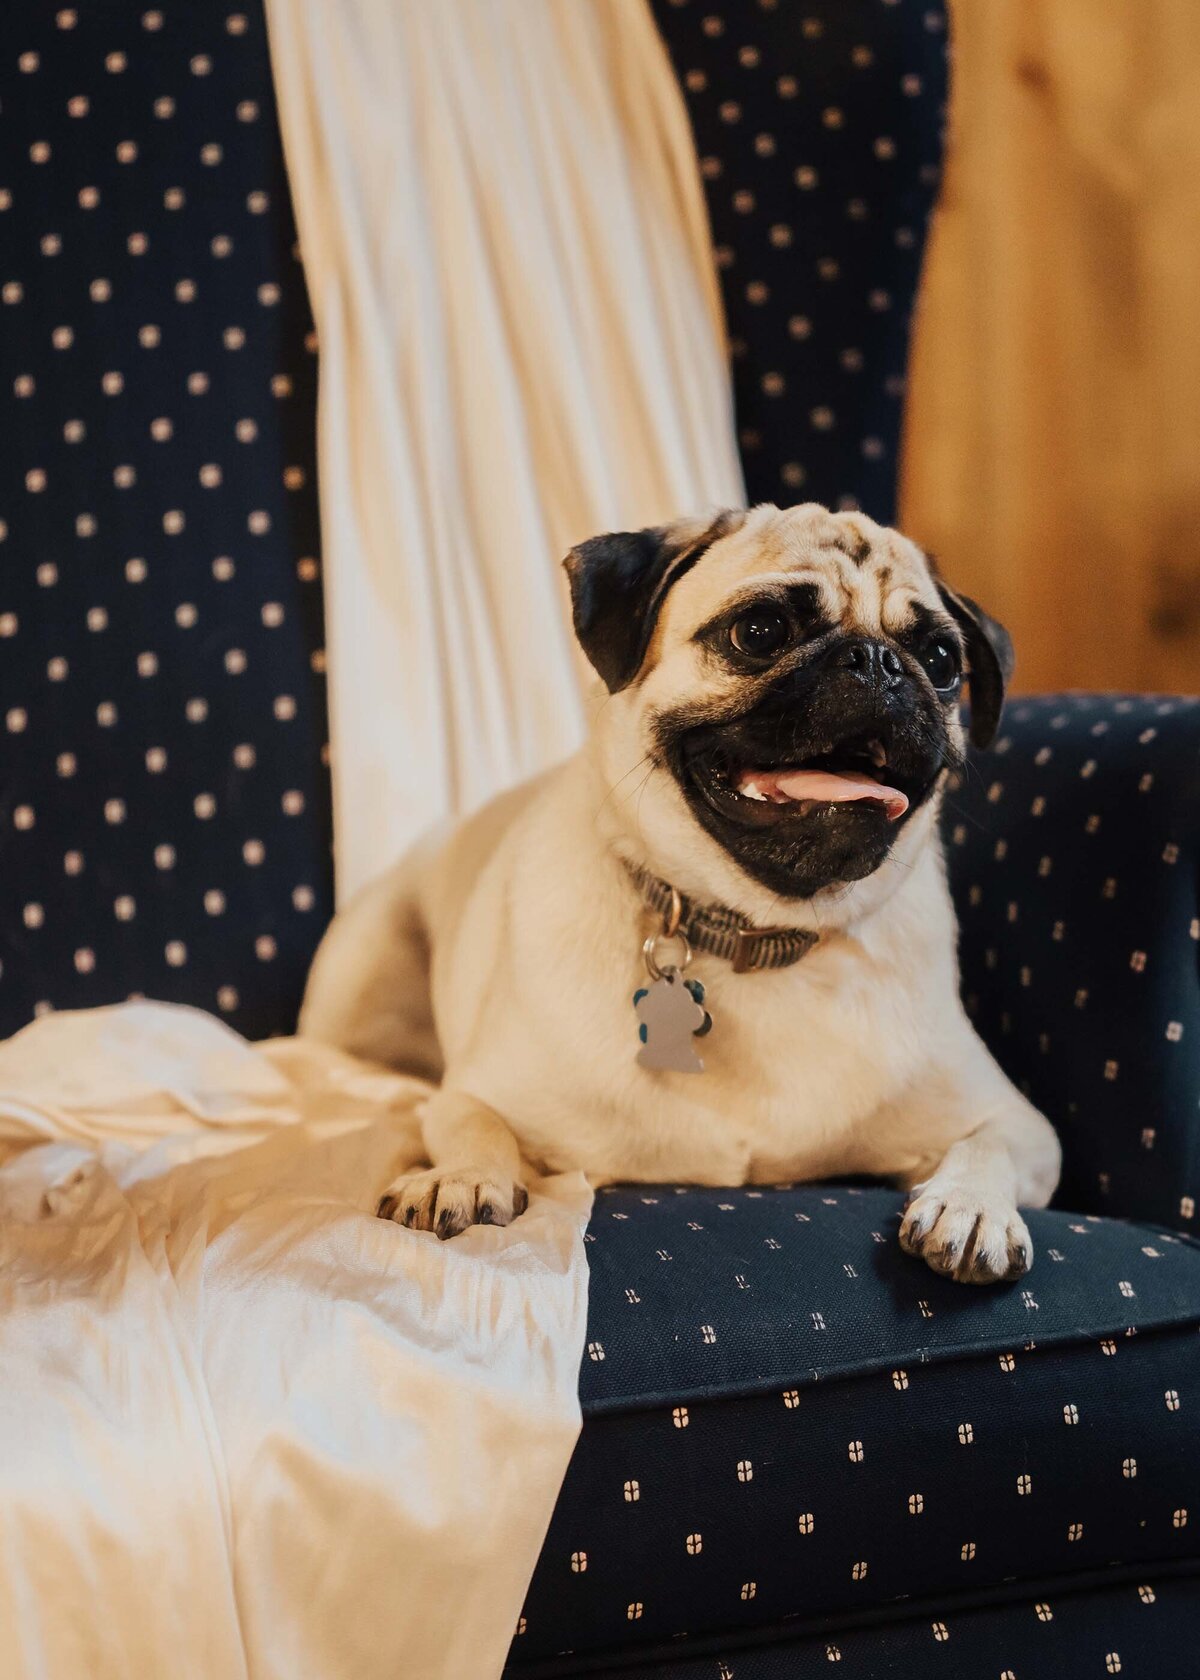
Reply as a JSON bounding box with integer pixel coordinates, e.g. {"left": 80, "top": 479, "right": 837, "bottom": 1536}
{"left": 944, "top": 694, "right": 1200, "bottom": 1233}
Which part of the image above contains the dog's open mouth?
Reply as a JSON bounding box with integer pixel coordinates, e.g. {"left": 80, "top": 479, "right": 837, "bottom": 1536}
{"left": 685, "top": 736, "right": 916, "bottom": 829}
{"left": 737, "top": 759, "right": 908, "bottom": 821}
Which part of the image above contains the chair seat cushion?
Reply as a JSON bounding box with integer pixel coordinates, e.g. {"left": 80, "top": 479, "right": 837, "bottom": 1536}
{"left": 516, "top": 1572, "right": 1200, "bottom": 1680}
{"left": 509, "top": 1184, "right": 1200, "bottom": 1672}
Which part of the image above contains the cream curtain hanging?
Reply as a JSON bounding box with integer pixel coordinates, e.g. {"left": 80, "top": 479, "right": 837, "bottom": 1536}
{"left": 265, "top": 0, "right": 745, "bottom": 898}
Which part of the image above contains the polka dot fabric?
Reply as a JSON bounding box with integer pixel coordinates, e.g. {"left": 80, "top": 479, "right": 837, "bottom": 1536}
{"left": 948, "top": 695, "right": 1200, "bottom": 1236}
{"left": 575, "top": 1189, "right": 1200, "bottom": 1417}
{"left": 513, "top": 1574, "right": 1200, "bottom": 1679}
{"left": 651, "top": 0, "right": 948, "bottom": 521}
{"left": 0, "top": 4, "right": 332, "bottom": 1040}
{"left": 510, "top": 1184, "right": 1200, "bottom": 1675}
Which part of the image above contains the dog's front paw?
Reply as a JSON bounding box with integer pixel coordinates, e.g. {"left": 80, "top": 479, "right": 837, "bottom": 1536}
{"left": 376, "top": 1168, "right": 529, "bottom": 1239}
{"left": 899, "top": 1183, "right": 1032, "bottom": 1285}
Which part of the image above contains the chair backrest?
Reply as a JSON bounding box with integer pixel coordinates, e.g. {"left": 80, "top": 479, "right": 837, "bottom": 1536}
{"left": 0, "top": 4, "right": 331, "bottom": 1041}
{"left": 652, "top": 0, "right": 949, "bottom": 521}
{"left": 0, "top": 1, "right": 948, "bottom": 1041}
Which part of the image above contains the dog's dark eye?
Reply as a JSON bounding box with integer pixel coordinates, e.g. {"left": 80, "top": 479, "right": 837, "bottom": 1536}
{"left": 730, "top": 606, "right": 790, "bottom": 661}
{"left": 921, "top": 638, "right": 960, "bottom": 691}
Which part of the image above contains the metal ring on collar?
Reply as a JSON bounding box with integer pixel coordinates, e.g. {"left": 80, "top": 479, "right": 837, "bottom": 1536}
{"left": 643, "top": 930, "right": 692, "bottom": 982}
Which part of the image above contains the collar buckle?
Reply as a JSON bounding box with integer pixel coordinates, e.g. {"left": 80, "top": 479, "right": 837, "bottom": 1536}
{"left": 732, "top": 926, "right": 770, "bottom": 973}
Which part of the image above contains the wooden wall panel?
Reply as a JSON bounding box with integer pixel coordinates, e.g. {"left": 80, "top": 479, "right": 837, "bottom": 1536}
{"left": 901, "top": 0, "right": 1200, "bottom": 694}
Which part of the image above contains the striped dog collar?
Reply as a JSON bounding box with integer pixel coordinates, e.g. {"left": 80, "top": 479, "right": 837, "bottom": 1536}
{"left": 624, "top": 861, "right": 819, "bottom": 973}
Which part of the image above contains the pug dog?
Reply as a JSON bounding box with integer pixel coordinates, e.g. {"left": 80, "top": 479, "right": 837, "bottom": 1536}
{"left": 300, "top": 503, "right": 1060, "bottom": 1283}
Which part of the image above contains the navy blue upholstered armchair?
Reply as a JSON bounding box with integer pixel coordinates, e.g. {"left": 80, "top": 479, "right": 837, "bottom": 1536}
{"left": 1, "top": 7, "right": 1197, "bottom": 1676}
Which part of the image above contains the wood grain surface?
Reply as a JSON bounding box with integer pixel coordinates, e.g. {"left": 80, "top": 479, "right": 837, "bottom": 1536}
{"left": 902, "top": 0, "right": 1200, "bottom": 693}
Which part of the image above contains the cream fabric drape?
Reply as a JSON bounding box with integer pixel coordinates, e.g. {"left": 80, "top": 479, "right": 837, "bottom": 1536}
{"left": 0, "top": 1004, "right": 592, "bottom": 1680}
{"left": 265, "top": 0, "right": 745, "bottom": 898}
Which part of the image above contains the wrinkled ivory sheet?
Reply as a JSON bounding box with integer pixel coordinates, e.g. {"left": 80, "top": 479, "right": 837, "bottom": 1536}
{"left": 0, "top": 1002, "right": 592, "bottom": 1680}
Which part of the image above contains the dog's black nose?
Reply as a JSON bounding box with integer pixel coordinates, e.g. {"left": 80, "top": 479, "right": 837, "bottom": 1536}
{"left": 834, "top": 637, "right": 905, "bottom": 687}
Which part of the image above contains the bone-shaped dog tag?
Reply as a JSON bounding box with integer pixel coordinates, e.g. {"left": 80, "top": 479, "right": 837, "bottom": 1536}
{"left": 633, "top": 972, "right": 712, "bottom": 1074}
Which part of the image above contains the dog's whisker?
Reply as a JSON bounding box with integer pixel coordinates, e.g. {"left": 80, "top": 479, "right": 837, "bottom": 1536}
{"left": 593, "top": 754, "right": 654, "bottom": 821}
{"left": 630, "top": 762, "right": 657, "bottom": 843}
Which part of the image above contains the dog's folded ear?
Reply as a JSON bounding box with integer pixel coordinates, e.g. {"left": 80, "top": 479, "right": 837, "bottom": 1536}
{"left": 934, "top": 578, "right": 1015, "bottom": 750}
{"left": 564, "top": 509, "right": 745, "bottom": 692}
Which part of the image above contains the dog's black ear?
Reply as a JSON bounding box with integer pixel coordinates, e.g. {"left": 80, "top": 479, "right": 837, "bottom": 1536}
{"left": 935, "top": 579, "right": 1015, "bottom": 750}
{"left": 564, "top": 510, "right": 745, "bottom": 692}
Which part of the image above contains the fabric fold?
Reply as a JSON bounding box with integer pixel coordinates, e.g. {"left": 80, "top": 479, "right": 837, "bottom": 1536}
{"left": 264, "top": 0, "right": 745, "bottom": 898}
{"left": 0, "top": 1004, "right": 592, "bottom": 1680}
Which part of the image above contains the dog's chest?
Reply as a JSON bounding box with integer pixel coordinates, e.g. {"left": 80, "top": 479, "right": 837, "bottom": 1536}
{"left": 519, "top": 943, "right": 932, "bottom": 1186}
{"left": 663, "top": 959, "right": 923, "bottom": 1173}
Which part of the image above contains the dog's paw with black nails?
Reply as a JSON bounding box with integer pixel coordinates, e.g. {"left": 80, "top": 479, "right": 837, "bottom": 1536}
{"left": 376, "top": 1168, "right": 529, "bottom": 1238}
{"left": 899, "top": 1182, "right": 1033, "bottom": 1284}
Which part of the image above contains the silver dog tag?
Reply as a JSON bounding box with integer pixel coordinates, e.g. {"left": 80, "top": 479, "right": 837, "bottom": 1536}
{"left": 633, "top": 972, "right": 712, "bottom": 1074}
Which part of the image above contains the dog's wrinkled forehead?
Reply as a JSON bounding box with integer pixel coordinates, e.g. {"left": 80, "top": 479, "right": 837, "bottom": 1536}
{"left": 660, "top": 503, "right": 941, "bottom": 644}
{"left": 564, "top": 502, "right": 1013, "bottom": 749}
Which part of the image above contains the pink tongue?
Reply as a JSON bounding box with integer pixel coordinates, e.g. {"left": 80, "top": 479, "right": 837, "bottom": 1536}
{"left": 739, "top": 768, "right": 909, "bottom": 822}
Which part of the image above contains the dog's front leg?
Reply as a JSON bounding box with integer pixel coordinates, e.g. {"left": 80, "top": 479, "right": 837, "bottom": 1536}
{"left": 376, "top": 1089, "right": 528, "bottom": 1238}
{"left": 896, "top": 1094, "right": 1060, "bottom": 1285}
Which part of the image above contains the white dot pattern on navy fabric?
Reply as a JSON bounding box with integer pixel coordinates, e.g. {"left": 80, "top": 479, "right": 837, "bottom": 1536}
{"left": 0, "top": 3, "right": 332, "bottom": 1037}
{"left": 512, "top": 1181, "right": 1200, "bottom": 1668}
{"left": 946, "top": 693, "right": 1200, "bottom": 1236}
{"left": 652, "top": 0, "right": 948, "bottom": 520}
